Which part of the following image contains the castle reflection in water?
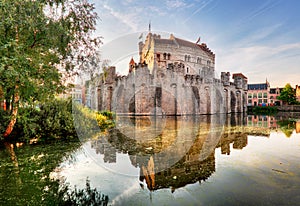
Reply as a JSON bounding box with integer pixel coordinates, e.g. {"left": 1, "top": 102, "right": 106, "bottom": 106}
{"left": 90, "top": 114, "right": 300, "bottom": 192}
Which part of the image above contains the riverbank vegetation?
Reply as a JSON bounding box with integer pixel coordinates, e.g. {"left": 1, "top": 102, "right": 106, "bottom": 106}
{"left": 0, "top": 98, "right": 114, "bottom": 205}
{"left": 0, "top": 0, "right": 101, "bottom": 140}
{"left": 0, "top": 0, "right": 112, "bottom": 204}
{"left": 277, "top": 83, "right": 300, "bottom": 105}
{"left": 1, "top": 98, "right": 115, "bottom": 143}
{"left": 248, "top": 106, "right": 278, "bottom": 115}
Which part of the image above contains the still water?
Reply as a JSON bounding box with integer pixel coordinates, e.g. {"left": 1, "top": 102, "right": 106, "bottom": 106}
{"left": 58, "top": 114, "right": 300, "bottom": 206}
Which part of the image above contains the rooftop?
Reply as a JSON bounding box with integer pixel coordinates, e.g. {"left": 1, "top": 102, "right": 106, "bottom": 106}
{"left": 248, "top": 83, "right": 268, "bottom": 90}
{"left": 232, "top": 73, "right": 247, "bottom": 79}
{"left": 152, "top": 33, "right": 215, "bottom": 57}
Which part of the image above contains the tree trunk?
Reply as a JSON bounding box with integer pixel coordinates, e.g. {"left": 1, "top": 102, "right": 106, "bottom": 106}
{"left": 3, "top": 86, "right": 19, "bottom": 138}
{"left": 4, "top": 142, "right": 22, "bottom": 185}
{"left": 4, "top": 142, "right": 19, "bottom": 167}
{"left": 3, "top": 25, "right": 20, "bottom": 138}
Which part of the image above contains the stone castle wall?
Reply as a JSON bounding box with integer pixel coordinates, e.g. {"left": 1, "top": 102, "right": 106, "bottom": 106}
{"left": 96, "top": 63, "right": 247, "bottom": 115}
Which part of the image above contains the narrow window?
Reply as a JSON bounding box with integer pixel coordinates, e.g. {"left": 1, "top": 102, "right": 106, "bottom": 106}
{"left": 263, "top": 92, "right": 267, "bottom": 98}
{"left": 258, "top": 93, "right": 262, "bottom": 98}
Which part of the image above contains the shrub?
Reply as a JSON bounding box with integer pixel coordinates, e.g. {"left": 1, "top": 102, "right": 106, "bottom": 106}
{"left": 5, "top": 99, "right": 115, "bottom": 142}
{"left": 9, "top": 98, "right": 77, "bottom": 142}
{"left": 96, "top": 111, "right": 115, "bottom": 129}
{"left": 250, "top": 106, "right": 278, "bottom": 115}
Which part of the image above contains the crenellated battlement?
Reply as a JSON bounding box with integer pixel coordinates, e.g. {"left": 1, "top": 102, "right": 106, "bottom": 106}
{"left": 198, "top": 43, "right": 215, "bottom": 59}
{"left": 184, "top": 74, "right": 203, "bottom": 85}
{"left": 95, "top": 32, "right": 248, "bottom": 115}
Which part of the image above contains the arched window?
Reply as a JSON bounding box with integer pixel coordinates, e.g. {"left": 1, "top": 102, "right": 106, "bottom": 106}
{"left": 157, "top": 53, "right": 160, "bottom": 61}
{"left": 163, "top": 53, "right": 167, "bottom": 60}
{"left": 187, "top": 67, "right": 189, "bottom": 73}
{"left": 197, "top": 57, "right": 201, "bottom": 64}
{"left": 167, "top": 53, "right": 171, "bottom": 60}
{"left": 188, "top": 55, "right": 191, "bottom": 62}
{"left": 207, "top": 60, "right": 211, "bottom": 66}
{"left": 184, "top": 55, "right": 188, "bottom": 61}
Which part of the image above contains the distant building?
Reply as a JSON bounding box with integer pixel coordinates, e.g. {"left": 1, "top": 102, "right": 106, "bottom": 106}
{"left": 247, "top": 80, "right": 283, "bottom": 106}
{"left": 296, "top": 85, "right": 300, "bottom": 102}
{"left": 70, "top": 84, "right": 84, "bottom": 104}
{"left": 296, "top": 121, "right": 300, "bottom": 133}
{"left": 269, "top": 87, "right": 283, "bottom": 106}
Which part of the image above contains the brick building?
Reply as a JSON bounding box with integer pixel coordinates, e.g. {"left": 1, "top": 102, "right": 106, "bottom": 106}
{"left": 247, "top": 80, "right": 283, "bottom": 106}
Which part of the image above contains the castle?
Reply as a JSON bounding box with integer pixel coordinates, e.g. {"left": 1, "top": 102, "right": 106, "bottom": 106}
{"left": 94, "top": 32, "right": 248, "bottom": 115}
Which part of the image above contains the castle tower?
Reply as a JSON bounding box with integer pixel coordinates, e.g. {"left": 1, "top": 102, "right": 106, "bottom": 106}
{"left": 232, "top": 73, "right": 248, "bottom": 90}
{"left": 129, "top": 57, "right": 135, "bottom": 73}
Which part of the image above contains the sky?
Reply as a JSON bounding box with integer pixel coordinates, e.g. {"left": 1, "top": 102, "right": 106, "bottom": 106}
{"left": 90, "top": 0, "right": 300, "bottom": 88}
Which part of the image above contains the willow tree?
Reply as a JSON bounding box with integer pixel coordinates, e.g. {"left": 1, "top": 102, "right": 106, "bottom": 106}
{"left": 0, "top": 0, "right": 101, "bottom": 139}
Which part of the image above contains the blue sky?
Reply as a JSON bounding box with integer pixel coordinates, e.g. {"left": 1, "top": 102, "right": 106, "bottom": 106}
{"left": 91, "top": 0, "right": 300, "bottom": 87}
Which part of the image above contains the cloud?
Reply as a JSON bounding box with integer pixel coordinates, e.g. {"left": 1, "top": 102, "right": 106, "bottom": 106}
{"left": 216, "top": 42, "right": 300, "bottom": 86}
{"left": 102, "top": 3, "right": 141, "bottom": 32}
{"left": 182, "top": 0, "right": 213, "bottom": 24}
{"left": 166, "top": 0, "right": 188, "bottom": 8}
{"left": 245, "top": 23, "right": 282, "bottom": 43}
{"left": 240, "top": 0, "right": 281, "bottom": 23}
{"left": 148, "top": 6, "right": 167, "bottom": 16}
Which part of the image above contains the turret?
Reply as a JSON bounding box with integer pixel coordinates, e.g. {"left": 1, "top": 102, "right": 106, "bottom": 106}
{"left": 129, "top": 57, "right": 135, "bottom": 73}
{"left": 221, "top": 72, "right": 230, "bottom": 86}
{"left": 232, "top": 73, "right": 248, "bottom": 90}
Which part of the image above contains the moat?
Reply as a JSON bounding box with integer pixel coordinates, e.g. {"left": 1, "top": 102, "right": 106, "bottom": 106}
{"left": 60, "top": 114, "right": 300, "bottom": 205}
{"left": 1, "top": 114, "right": 300, "bottom": 205}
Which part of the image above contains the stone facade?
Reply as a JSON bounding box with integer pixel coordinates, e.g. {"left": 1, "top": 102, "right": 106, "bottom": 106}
{"left": 96, "top": 33, "right": 248, "bottom": 115}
